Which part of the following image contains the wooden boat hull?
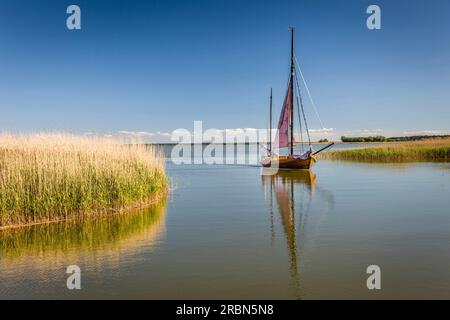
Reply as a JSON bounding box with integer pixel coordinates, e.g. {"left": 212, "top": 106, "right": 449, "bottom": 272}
{"left": 261, "top": 167, "right": 317, "bottom": 189}
{"left": 261, "top": 155, "right": 316, "bottom": 170}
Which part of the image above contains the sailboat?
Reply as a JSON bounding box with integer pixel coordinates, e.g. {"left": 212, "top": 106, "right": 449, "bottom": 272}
{"left": 261, "top": 28, "right": 333, "bottom": 170}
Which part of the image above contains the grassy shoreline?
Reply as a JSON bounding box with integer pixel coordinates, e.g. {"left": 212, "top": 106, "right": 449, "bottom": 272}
{"left": 0, "top": 188, "right": 168, "bottom": 231}
{"left": 320, "top": 139, "right": 450, "bottom": 162}
{"left": 0, "top": 133, "right": 168, "bottom": 229}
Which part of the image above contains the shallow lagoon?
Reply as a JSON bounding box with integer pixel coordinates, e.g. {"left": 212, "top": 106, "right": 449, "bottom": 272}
{"left": 1, "top": 148, "right": 450, "bottom": 299}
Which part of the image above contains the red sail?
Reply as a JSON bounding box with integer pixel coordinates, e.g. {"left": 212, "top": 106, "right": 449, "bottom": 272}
{"left": 274, "top": 78, "right": 295, "bottom": 149}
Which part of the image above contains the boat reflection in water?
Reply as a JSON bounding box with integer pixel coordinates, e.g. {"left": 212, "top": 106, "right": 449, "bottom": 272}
{"left": 261, "top": 168, "right": 317, "bottom": 299}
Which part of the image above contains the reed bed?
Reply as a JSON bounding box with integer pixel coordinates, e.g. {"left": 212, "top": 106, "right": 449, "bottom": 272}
{"left": 0, "top": 133, "right": 167, "bottom": 229}
{"left": 320, "top": 138, "right": 450, "bottom": 162}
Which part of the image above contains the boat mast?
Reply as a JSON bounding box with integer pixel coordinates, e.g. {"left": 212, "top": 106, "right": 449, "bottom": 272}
{"left": 269, "top": 88, "right": 272, "bottom": 154}
{"left": 289, "top": 27, "right": 295, "bottom": 156}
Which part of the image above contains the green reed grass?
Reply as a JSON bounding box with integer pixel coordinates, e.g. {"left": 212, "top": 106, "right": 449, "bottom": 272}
{"left": 0, "top": 133, "right": 167, "bottom": 228}
{"left": 320, "top": 139, "right": 450, "bottom": 162}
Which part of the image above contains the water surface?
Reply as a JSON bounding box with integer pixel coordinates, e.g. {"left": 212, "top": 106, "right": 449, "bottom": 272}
{"left": 1, "top": 154, "right": 450, "bottom": 299}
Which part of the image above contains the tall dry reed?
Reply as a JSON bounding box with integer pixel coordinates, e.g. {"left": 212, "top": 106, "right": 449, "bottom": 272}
{"left": 0, "top": 133, "right": 167, "bottom": 228}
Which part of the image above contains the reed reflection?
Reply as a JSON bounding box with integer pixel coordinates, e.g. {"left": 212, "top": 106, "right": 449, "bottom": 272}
{"left": 0, "top": 198, "right": 168, "bottom": 263}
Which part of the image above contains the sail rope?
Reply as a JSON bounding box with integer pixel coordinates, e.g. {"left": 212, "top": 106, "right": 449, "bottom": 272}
{"left": 294, "top": 71, "right": 311, "bottom": 147}
{"left": 294, "top": 55, "right": 326, "bottom": 131}
{"left": 267, "top": 93, "right": 271, "bottom": 153}
{"left": 295, "top": 83, "right": 304, "bottom": 153}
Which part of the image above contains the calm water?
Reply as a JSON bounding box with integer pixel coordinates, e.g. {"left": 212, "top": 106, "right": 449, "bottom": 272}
{"left": 1, "top": 147, "right": 450, "bottom": 299}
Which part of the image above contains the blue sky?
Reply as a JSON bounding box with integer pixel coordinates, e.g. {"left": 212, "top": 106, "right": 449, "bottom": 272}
{"left": 0, "top": 0, "right": 449, "bottom": 139}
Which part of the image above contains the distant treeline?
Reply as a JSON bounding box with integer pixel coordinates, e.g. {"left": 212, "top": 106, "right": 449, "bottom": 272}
{"left": 386, "top": 135, "right": 450, "bottom": 142}
{"left": 341, "top": 135, "right": 450, "bottom": 143}
{"left": 341, "top": 136, "right": 387, "bottom": 142}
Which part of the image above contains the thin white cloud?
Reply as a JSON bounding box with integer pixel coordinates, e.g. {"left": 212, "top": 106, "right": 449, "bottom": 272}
{"left": 403, "top": 130, "right": 447, "bottom": 136}
{"left": 341, "top": 129, "right": 384, "bottom": 136}
{"left": 117, "top": 130, "right": 154, "bottom": 137}
{"left": 309, "top": 128, "right": 334, "bottom": 133}
{"left": 85, "top": 127, "right": 448, "bottom": 144}
{"left": 89, "top": 128, "right": 339, "bottom": 143}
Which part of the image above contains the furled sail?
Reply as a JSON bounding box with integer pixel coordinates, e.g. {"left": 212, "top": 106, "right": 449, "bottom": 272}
{"left": 274, "top": 78, "right": 295, "bottom": 149}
